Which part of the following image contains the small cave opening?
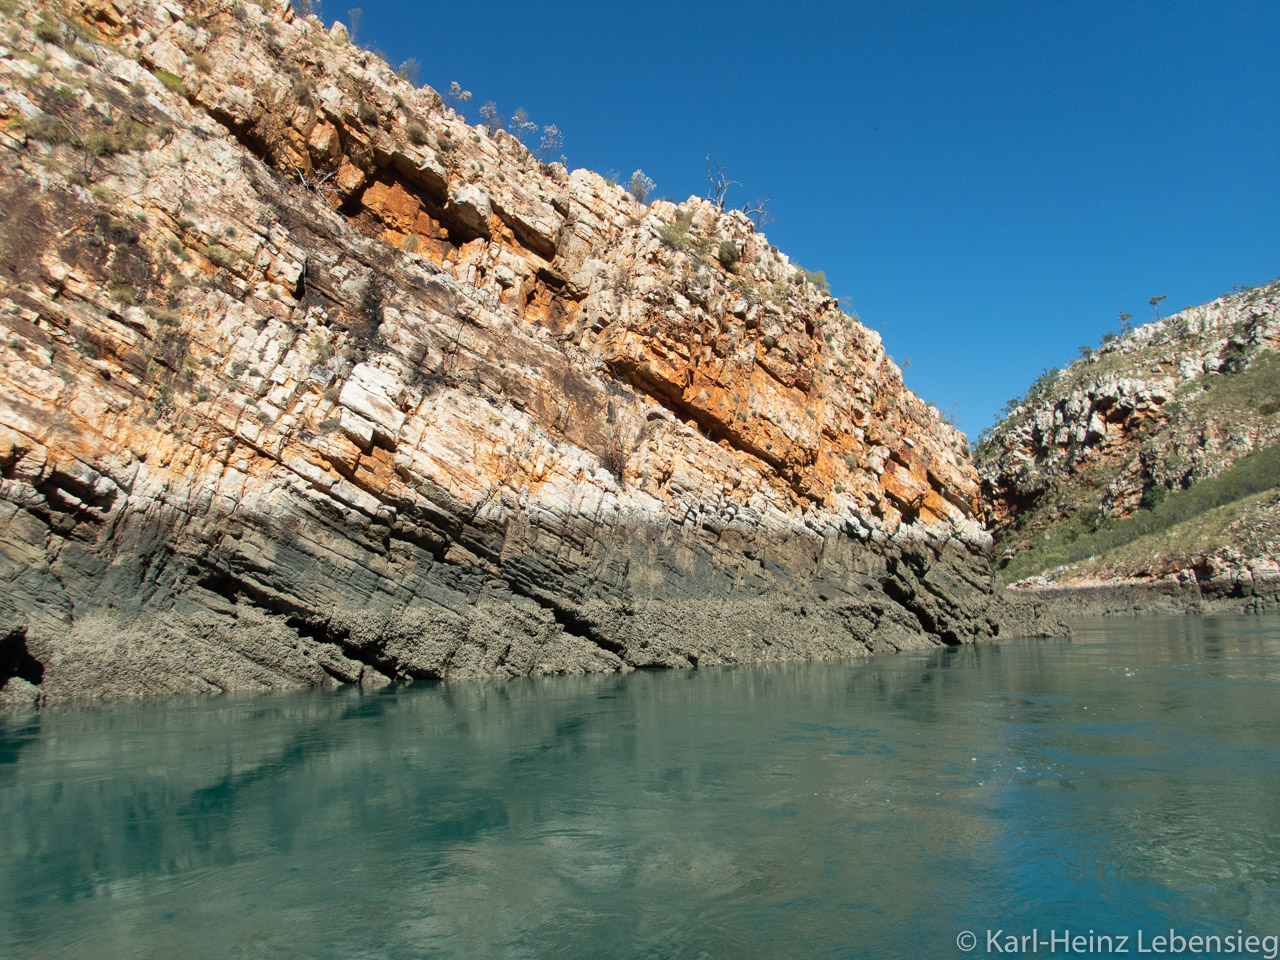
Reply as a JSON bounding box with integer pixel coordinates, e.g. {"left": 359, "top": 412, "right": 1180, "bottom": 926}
{"left": 0, "top": 627, "right": 43, "bottom": 688}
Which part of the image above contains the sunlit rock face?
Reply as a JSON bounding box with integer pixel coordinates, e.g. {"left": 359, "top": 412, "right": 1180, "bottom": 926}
{"left": 0, "top": 0, "right": 1056, "bottom": 704}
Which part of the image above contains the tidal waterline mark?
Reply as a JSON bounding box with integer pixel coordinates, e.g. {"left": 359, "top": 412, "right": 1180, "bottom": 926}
{"left": 955, "top": 929, "right": 1279, "bottom": 958}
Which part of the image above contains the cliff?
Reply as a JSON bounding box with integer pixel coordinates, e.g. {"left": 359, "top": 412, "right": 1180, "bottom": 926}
{"left": 975, "top": 282, "right": 1280, "bottom": 612}
{"left": 0, "top": 0, "right": 1055, "bottom": 705}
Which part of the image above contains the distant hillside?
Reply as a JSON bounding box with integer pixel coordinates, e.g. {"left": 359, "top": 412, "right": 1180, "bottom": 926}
{"left": 974, "top": 281, "right": 1280, "bottom": 602}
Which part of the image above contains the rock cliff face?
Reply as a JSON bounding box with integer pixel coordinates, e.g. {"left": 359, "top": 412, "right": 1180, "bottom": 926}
{"left": 975, "top": 283, "right": 1280, "bottom": 606}
{"left": 0, "top": 0, "right": 1054, "bottom": 705}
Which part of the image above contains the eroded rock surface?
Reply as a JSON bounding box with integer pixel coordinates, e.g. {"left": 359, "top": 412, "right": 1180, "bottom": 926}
{"left": 0, "top": 0, "right": 1057, "bottom": 704}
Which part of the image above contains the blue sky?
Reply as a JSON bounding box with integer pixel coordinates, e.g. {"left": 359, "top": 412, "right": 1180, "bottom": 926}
{"left": 344, "top": 0, "right": 1279, "bottom": 438}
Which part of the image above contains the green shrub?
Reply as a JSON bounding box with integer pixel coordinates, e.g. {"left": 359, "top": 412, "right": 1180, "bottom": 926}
{"left": 794, "top": 266, "right": 830, "bottom": 293}
{"left": 35, "top": 18, "right": 63, "bottom": 45}
{"left": 16, "top": 112, "right": 72, "bottom": 144}
{"left": 397, "top": 58, "right": 420, "bottom": 86}
{"left": 153, "top": 383, "right": 176, "bottom": 414}
{"left": 657, "top": 209, "right": 695, "bottom": 251}
{"left": 108, "top": 283, "right": 136, "bottom": 304}
{"left": 308, "top": 333, "right": 333, "bottom": 362}
{"left": 82, "top": 129, "right": 128, "bottom": 157}
{"left": 201, "top": 243, "right": 243, "bottom": 268}
{"left": 13, "top": 112, "right": 129, "bottom": 154}
{"left": 717, "top": 240, "right": 740, "bottom": 268}
{"left": 150, "top": 306, "right": 182, "bottom": 326}
{"left": 405, "top": 121, "right": 426, "bottom": 145}
{"left": 628, "top": 169, "right": 655, "bottom": 204}
{"left": 290, "top": 75, "right": 315, "bottom": 104}
{"left": 154, "top": 69, "right": 187, "bottom": 96}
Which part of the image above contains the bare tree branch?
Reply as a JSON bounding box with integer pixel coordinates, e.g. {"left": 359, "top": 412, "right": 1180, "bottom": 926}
{"left": 741, "top": 197, "right": 773, "bottom": 230}
{"left": 706, "top": 156, "right": 740, "bottom": 212}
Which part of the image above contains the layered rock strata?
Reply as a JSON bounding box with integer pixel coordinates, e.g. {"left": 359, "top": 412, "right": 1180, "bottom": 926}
{"left": 1011, "top": 569, "right": 1280, "bottom": 618}
{"left": 0, "top": 0, "right": 1056, "bottom": 704}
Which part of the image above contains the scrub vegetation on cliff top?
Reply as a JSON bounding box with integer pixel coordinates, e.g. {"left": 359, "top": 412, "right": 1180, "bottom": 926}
{"left": 977, "top": 278, "right": 1280, "bottom": 449}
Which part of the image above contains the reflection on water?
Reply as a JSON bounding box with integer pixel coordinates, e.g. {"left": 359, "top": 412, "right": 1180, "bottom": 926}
{"left": 2, "top": 617, "right": 1279, "bottom": 959}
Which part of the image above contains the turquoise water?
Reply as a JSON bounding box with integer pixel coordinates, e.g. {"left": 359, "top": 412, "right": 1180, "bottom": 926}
{"left": 2, "top": 616, "right": 1279, "bottom": 959}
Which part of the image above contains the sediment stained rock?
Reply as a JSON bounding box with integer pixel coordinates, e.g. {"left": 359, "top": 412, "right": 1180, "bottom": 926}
{"left": 0, "top": 0, "right": 1057, "bottom": 704}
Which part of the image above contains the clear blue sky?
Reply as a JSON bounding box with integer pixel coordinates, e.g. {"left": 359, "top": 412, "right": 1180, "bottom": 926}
{"left": 344, "top": 0, "right": 1279, "bottom": 438}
